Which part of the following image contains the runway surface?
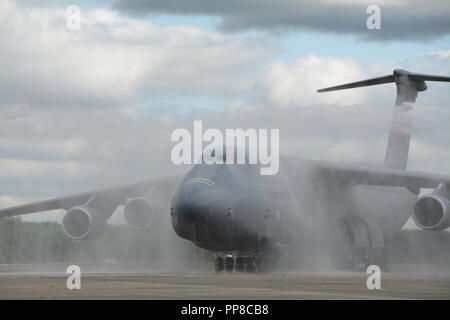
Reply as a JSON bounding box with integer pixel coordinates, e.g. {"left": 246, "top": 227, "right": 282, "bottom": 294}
{"left": 0, "top": 263, "right": 449, "bottom": 299}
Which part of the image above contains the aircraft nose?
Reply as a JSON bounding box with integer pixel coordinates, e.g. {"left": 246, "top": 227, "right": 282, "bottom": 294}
{"left": 175, "top": 179, "right": 214, "bottom": 223}
{"left": 177, "top": 202, "right": 209, "bottom": 223}
{"left": 171, "top": 176, "right": 234, "bottom": 247}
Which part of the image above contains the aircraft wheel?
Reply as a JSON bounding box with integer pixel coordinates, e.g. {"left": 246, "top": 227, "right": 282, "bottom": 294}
{"left": 342, "top": 245, "right": 367, "bottom": 271}
{"left": 215, "top": 257, "right": 224, "bottom": 273}
{"left": 353, "top": 248, "right": 369, "bottom": 271}
{"left": 235, "top": 257, "right": 244, "bottom": 272}
{"left": 341, "top": 223, "right": 368, "bottom": 271}
{"left": 224, "top": 256, "right": 234, "bottom": 272}
{"left": 340, "top": 243, "right": 354, "bottom": 270}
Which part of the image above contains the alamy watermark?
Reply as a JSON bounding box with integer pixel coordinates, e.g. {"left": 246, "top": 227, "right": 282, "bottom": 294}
{"left": 66, "top": 265, "right": 81, "bottom": 290}
{"left": 171, "top": 121, "right": 279, "bottom": 175}
{"left": 366, "top": 5, "right": 381, "bottom": 30}
{"left": 366, "top": 264, "right": 381, "bottom": 290}
{"left": 66, "top": 5, "right": 81, "bottom": 30}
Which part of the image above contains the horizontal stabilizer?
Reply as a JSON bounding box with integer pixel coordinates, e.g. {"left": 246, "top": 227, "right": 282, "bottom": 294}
{"left": 317, "top": 68, "right": 450, "bottom": 170}
{"left": 317, "top": 69, "right": 450, "bottom": 93}
{"left": 408, "top": 73, "right": 450, "bottom": 82}
{"left": 317, "top": 75, "right": 394, "bottom": 92}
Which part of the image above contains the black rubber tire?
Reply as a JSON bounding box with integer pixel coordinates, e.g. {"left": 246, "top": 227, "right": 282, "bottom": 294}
{"left": 215, "top": 257, "right": 224, "bottom": 273}
{"left": 224, "top": 256, "right": 234, "bottom": 272}
{"left": 235, "top": 257, "right": 244, "bottom": 272}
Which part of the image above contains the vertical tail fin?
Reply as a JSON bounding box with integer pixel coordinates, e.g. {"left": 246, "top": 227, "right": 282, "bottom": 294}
{"left": 317, "top": 69, "right": 450, "bottom": 169}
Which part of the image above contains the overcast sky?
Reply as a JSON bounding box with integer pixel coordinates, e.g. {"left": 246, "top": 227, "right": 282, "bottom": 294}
{"left": 0, "top": 0, "right": 449, "bottom": 225}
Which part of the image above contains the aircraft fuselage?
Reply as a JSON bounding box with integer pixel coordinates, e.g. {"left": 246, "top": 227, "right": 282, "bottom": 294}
{"left": 170, "top": 156, "right": 417, "bottom": 257}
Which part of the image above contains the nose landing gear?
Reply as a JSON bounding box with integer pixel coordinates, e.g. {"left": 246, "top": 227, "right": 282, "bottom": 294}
{"left": 215, "top": 256, "right": 260, "bottom": 273}
{"left": 235, "top": 257, "right": 244, "bottom": 272}
{"left": 224, "top": 256, "right": 234, "bottom": 272}
{"left": 215, "top": 256, "right": 234, "bottom": 272}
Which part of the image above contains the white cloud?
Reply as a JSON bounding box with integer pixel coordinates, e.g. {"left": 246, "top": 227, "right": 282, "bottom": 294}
{"left": 0, "top": 195, "right": 33, "bottom": 207}
{"left": 0, "top": 158, "right": 94, "bottom": 180}
{"left": 113, "top": 0, "right": 450, "bottom": 42}
{"left": 0, "top": 0, "right": 276, "bottom": 108}
{"left": 326, "top": 138, "right": 386, "bottom": 163}
{"left": 0, "top": 195, "right": 64, "bottom": 223}
{"left": 370, "top": 50, "right": 450, "bottom": 76}
{"left": 257, "top": 55, "right": 368, "bottom": 108}
{"left": 0, "top": 0, "right": 449, "bottom": 232}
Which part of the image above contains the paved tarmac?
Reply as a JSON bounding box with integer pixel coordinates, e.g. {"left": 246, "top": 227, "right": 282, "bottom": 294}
{"left": 0, "top": 263, "right": 449, "bottom": 299}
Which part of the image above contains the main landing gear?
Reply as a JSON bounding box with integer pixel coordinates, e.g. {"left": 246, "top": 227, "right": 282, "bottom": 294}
{"left": 341, "top": 243, "right": 390, "bottom": 272}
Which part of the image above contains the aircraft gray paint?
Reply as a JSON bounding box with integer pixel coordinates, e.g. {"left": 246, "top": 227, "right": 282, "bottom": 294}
{"left": 1, "top": 69, "right": 450, "bottom": 272}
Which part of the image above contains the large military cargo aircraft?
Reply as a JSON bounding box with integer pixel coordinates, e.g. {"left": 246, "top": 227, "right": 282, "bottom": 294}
{"left": 1, "top": 69, "right": 449, "bottom": 272}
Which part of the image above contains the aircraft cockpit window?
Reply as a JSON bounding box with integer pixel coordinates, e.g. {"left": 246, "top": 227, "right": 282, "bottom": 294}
{"left": 202, "top": 146, "right": 235, "bottom": 164}
{"left": 198, "top": 145, "right": 258, "bottom": 174}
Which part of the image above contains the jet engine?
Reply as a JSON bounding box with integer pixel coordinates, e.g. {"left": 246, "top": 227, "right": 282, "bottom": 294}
{"left": 123, "top": 197, "right": 153, "bottom": 229}
{"left": 62, "top": 206, "right": 108, "bottom": 240}
{"left": 413, "top": 193, "right": 450, "bottom": 231}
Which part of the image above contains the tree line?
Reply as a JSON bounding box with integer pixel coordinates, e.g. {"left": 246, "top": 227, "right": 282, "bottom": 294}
{"left": 0, "top": 218, "right": 449, "bottom": 265}
{"left": 0, "top": 218, "right": 214, "bottom": 264}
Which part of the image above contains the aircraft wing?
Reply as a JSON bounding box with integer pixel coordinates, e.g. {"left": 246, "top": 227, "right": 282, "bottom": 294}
{"left": 317, "top": 74, "right": 394, "bottom": 92}
{"left": 314, "top": 161, "right": 450, "bottom": 192}
{"left": 0, "top": 175, "right": 182, "bottom": 219}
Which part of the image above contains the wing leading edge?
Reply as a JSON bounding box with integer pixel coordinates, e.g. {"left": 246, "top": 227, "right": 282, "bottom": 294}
{"left": 314, "top": 161, "right": 450, "bottom": 193}
{"left": 0, "top": 175, "right": 181, "bottom": 219}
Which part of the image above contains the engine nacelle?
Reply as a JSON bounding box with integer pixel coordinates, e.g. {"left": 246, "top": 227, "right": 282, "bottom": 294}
{"left": 413, "top": 193, "right": 450, "bottom": 231}
{"left": 62, "top": 206, "right": 108, "bottom": 240}
{"left": 123, "top": 197, "right": 153, "bottom": 229}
